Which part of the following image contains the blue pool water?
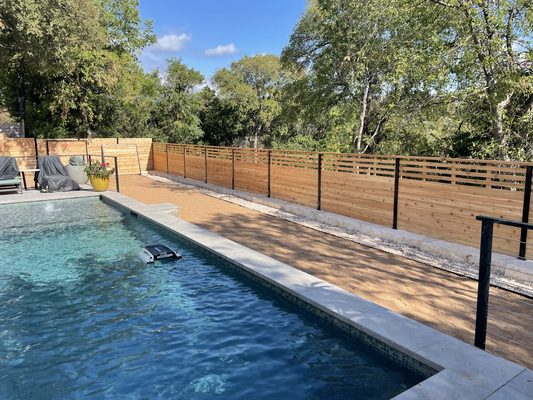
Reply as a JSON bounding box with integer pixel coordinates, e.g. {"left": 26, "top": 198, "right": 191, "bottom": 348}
{"left": 0, "top": 198, "right": 424, "bottom": 399}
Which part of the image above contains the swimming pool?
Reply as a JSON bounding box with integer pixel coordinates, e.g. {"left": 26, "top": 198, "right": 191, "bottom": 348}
{"left": 0, "top": 198, "right": 425, "bottom": 399}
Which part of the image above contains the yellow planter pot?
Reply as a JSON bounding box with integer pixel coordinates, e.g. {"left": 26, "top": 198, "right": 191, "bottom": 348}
{"left": 89, "top": 176, "right": 110, "bottom": 192}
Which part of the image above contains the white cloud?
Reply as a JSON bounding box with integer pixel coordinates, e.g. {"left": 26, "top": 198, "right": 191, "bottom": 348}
{"left": 149, "top": 33, "right": 191, "bottom": 53}
{"left": 204, "top": 43, "right": 239, "bottom": 57}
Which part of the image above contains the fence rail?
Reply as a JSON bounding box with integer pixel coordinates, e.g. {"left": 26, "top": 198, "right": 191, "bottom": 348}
{"left": 0, "top": 137, "right": 153, "bottom": 174}
{"left": 153, "top": 143, "right": 533, "bottom": 258}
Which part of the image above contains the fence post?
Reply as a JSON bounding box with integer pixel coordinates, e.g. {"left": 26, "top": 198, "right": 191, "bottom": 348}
{"left": 33, "top": 137, "right": 39, "bottom": 162}
{"left": 114, "top": 156, "right": 120, "bottom": 193}
{"left": 519, "top": 166, "right": 532, "bottom": 259}
{"left": 183, "top": 145, "right": 187, "bottom": 178}
{"left": 85, "top": 140, "right": 89, "bottom": 161}
{"left": 46, "top": 140, "right": 50, "bottom": 155}
{"left": 232, "top": 148, "right": 235, "bottom": 190}
{"left": 267, "top": 150, "right": 271, "bottom": 197}
{"left": 317, "top": 153, "right": 323, "bottom": 210}
{"left": 165, "top": 144, "right": 169, "bottom": 173}
{"left": 150, "top": 142, "right": 154, "bottom": 170}
{"left": 392, "top": 157, "right": 401, "bottom": 229}
{"left": 101, "top": 145, "right": 106, "bottom": 164}
{"left": 474, "top": 218, "right": 494, "bottom": 350}
{"left": 204, "top": 146, "right": 208, "bottom": 184}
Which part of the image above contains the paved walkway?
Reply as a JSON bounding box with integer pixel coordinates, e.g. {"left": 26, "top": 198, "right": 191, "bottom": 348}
{"left": 116, "top": 174, "right": 533, "bottom": 369}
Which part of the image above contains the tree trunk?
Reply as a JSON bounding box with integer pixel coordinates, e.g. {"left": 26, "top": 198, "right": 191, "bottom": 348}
{"left": 487, "top": 86, "right": 512, "bottom": 160}
{"left": 81, "top": 108, "right": 93, "bottom": 139}
{"left": 17, "top": 79, "right": 26, "bottom": 137}
{"left": 354, "top": 80, "right": 370, "bottom": 153}
{"left": 253, "top": 130, "right": 258, "bottom": 149}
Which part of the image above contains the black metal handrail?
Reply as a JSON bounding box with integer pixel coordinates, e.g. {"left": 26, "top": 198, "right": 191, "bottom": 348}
{"left": 474, "top": 215, "right": 533, "bottom": 350}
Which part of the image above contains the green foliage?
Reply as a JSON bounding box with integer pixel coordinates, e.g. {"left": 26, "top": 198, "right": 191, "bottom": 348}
{"left": 85, "top": 160, "right": 113, "bottom": 179}
{"left": 0, "top": 0, "right": 530, "bottom": 161}
{"left": 211, "top": 55, "right": 286, "bottom": 148}
{"left": 69, "top": 156, "right": 86, "bottom": 166}
{"left": 151, "top": 59, "right": 205, "bottom": 143}
{"left": 0, "top": 0, "right": 154, "bottom": 138}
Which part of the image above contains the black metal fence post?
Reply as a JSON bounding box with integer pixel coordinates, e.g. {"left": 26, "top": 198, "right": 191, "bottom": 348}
{"left": 474, "top": 218, "right": 494, "bottom": 350}
{"left": 393, "top": 157, "right": 401, "bottom": 229}
{"left": 46, "top": 140, "right": 50, "bottom": 155}
{"left": 204, "top": 146, "right": 208, "bottom": 184}
{"left": 519, "top": 166, "right": 532, "bottom": 259}
{"left": 317, "top": 153, "right": 323, "bottom": 210}
{"left": 33, "top": 137, "right": 39, "bottom": 162}
{"left": 231, "top": 148, "right": 235, "bottom": 190}
{"left": 165, "top": 144, "right": 169, "bottom": 173}
{"left": 114, "top": 157, "right": 120, "bottom": 193}
{"left": 267, "top": 150, "right": 271, "bottom": 197}
{"left": 183, "top": 146, "right": 187, "bottom": 178}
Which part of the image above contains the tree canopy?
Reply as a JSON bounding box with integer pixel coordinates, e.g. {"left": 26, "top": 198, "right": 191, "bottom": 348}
{"left": 0, "top": 0, "right": 531, "bottom": 160}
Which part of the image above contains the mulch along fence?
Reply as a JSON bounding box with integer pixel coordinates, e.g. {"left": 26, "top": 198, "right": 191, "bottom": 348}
{"left": 0, "top": 137, "right": 153, "bottom": 174}
{"left": 152, "top": 143, "right": 533, "bottom": 258}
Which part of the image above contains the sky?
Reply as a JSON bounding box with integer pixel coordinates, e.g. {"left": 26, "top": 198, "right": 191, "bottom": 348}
{"left": 138, "top": 0, "right": 307, "bottom": 79}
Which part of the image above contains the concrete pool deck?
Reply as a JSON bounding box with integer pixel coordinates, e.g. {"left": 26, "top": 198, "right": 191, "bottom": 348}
{"left": 1, "top": 187, "right": 532, "bottom": 398}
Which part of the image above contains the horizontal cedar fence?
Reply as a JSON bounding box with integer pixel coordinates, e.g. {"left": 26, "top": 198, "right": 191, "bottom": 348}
{"left": 152, "top": 143, "right": 533, "bottom": 258}
{"left": 0, "top": 137, "right": 153, "bottom": 174}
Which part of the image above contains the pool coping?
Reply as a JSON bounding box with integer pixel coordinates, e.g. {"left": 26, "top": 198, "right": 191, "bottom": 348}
{"left": 1, "top": 191, "right": 531, "bottom": 399}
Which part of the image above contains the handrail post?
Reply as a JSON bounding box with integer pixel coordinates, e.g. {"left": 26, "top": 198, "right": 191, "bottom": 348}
{"left": 231, "top": 148, "right": 235, "bottom": 190}
{"left": 267, "top": 150, "right": 271, "bottom": 197}
{"left": 114, "top": 156, "right": 120, "bottom": 193}
{"left": 165, "top": 144, "right": 169, "bottom": 173}
{"left": 317, "top": 153, "right": 323, "bottom": 210}
{"left": 474, "top": 218, "right": 494, "bottom": 350}
{"left": 204, "top": 145, "right": 208, "bottom": 184}
{"left": 393, "top": 157, "right": 401, "bottom": 229}
{"left": 519, "top": 166, "right": 532, "bottom": 259}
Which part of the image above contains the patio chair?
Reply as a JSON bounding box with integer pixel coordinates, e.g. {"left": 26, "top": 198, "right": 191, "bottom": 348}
{"left": 36, "top": 156, "right": 80, "bottom": 192}
{"left": 0, "top": 156, "right": 23, "bottom": 194}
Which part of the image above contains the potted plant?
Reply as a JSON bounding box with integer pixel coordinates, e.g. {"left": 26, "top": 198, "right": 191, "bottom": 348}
{"left": 65, "top": 155, "right": 88, "bottom": 184}
{"left": 85, "top": 160, "right": 114, "bottom": 192}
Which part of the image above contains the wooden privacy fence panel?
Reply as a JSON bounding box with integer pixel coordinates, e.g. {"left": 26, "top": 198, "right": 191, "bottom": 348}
{"left": 0, "top": 138, "right": 38, "bottom": 168}
{"left": 206, "top": 147, "right": 232, "bottom": 188}
{"left": 0, "top": 137, "right": 153, "bottom": 174}
{"left": 167, "top": 144, "right": 185, "bottom": 176}
{"left": 270, "top": 151, "right": 318, "bottom": 208}
{"left": 234, "top": 148, "right": 269, "bottom": 195}
{"left": 151, "top": 143, "right": 533, "bottom": 257}
{"left": 321, "top": 154, "right": 396, "bottom": 226}
{"left": 184, "top": 145, "right": 206, "bottom": 182}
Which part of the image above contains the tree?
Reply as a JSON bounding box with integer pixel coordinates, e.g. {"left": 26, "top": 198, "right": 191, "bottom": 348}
{"left": 282, "top": 0, "right": 454, "bottom": 153}
{"left": 153, "top": 59, "right": 205, "bottom": 143}
{"left": 427, "top": 0, "right": 532, "bottom": 160}
{"left": 282, "top": 0, "right": 532, "bottom": 159}
{"left": 212, "top": 55, "right": 285, "bottom": 148}
{"left": 0, "top": 0, "right": 154, "bottom": 137}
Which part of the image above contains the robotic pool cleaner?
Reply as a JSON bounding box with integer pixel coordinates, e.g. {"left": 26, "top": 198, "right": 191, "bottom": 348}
{"left": 140, "top": 244, "right": 182, "bottom": 263}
